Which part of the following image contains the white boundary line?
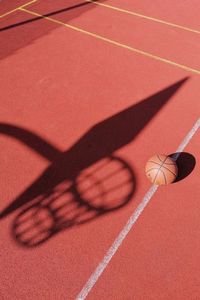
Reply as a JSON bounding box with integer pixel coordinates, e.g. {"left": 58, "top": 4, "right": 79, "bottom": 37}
{"left": 76, "top": 118, "right": 200, "bottom": 300}
{"left": 173, "top": 119, "right": 200, "bottom": 160}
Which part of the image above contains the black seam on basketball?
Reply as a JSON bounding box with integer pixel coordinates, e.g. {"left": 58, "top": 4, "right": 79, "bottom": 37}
{"left": 145, "top": 167, "right": 160, "bottom": 174}
{"left": 153, "top": 168, "right": 160, "bottom": 184}
{"left": 157, "top": 155, "right": 164, "bottom": 163}
{"left": 157, "top": 155, "right": 171, "bottom": 164}
{"left": 153, "top": 157, "right": 168, "bottom": 184}
{"left": 160, "top": 169, "right": 167, "bottom": 184}
{"left": 157, "top": 155, "right": 176, "bottom": 165}
{"left": 147, "top": 155, "right": 174, "bottom": 184}
{"left": 150, "top": 156, "right": 177, "bottom": 176}
{"left": 161, "top": 161, "right": 176, "bottom": 165}
{"left": 161, "top": 165, "right": 177, "bottom": 176}
{"left": 148, "top": 161, "right": 163, "bottom": 167}
{"left": 162, "top": 156, "right": 169, "bottom": 166}
{"left": 146, "top": 165, "right": 176, "bottom": 184}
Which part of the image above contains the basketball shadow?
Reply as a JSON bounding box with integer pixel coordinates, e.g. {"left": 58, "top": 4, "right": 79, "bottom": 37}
{"left": 0, "top": 78, "right": 188, "bottom": 247}
{"left": 170, "top": 152, "right": 196, "bottom": 182}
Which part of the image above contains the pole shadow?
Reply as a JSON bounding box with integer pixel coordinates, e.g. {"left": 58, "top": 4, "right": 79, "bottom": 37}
{"left": 0, "top": 78, "right": 188, "bottom": 247}
{"left": 0, "top": 0, "right": 107, "bottom": 60}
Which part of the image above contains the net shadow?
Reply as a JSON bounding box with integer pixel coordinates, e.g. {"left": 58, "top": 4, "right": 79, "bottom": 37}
{"left": 0, "top": 78, "right": 188, "bottom": 247}
{"left": 12, "top": 155, "right": 135, "bottom": 247}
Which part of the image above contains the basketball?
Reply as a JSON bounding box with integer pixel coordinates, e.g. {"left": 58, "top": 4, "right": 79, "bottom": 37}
{"left": 145, "top": 154, "right": 178, "bottom": 185}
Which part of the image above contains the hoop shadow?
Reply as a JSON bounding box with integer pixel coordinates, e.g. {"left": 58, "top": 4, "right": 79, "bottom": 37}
{"left": 0, "top": 78, "right": 188, "bottom": 247}
{"left": 170, "top": 152, "right": 196, "bottom": 182}
{"left": 12, "top": 155, "right": 135, "bottom": 247}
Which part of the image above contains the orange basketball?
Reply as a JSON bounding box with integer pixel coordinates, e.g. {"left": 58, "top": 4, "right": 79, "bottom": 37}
{"left": 145, "top": 154, "right": 178, "bottom": 185}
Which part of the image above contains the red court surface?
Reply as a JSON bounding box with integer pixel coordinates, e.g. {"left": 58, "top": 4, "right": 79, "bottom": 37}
{"left": 0, "top": 1, "right": 200, "bottom": 299}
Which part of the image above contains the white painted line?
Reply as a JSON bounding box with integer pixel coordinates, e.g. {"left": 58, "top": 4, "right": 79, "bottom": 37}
{"left": 76, "top": 118, "right": 200, "bottom": 300}
{"left": 173, "top": 118, "right": 200, "bottom": 160}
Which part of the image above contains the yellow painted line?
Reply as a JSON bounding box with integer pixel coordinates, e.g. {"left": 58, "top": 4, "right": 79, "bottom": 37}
{"left": 20, "top": 7, "right": 200, "bottom": 75}
{"left": 87, "top": 0, "right": 200, "bottom": 35}
{"left": 0, "top": 0, "right": 37, "bottom": 19}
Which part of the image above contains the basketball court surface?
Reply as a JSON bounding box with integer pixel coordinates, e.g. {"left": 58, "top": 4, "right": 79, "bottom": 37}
{"left": 0, "top": 1, "right": 200, "bottom": 299}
